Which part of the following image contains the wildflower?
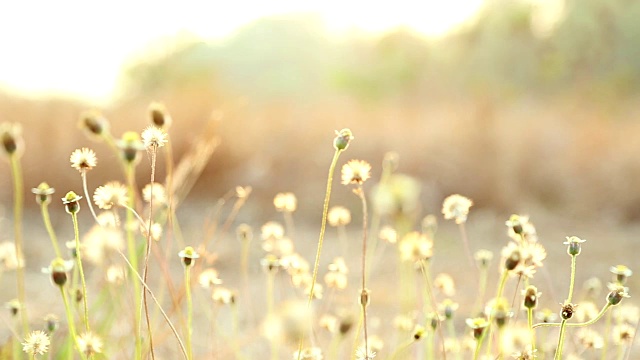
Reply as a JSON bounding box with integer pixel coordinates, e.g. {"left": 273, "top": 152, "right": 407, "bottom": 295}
{"left": 333, "top": 128, "right": 354, "bottom": 151}
{"left": 421, "top": 214, "right": 438, "bottom": 235}
{"left": 511, "top": 347, "right": 536, "bottom": 360}
{"left": 536, "top": 308, "right": 557, "bottom": 323}
{"left": 438, "top": 299, "right": 459, "bottom": 319}
{"left": 506, "top": 215, "right": 538, "bottom": 242}
{"left": 262, "top": 236, "right": 294, "bottom": 257}
{"left": 412, "top": 324, "right": 426, "bottom": 340}
{"left": 212, "top": 287, "right": 235, "bottom": 305}
{"left": 261, "top": 221, "right": 285, "bottom": 240}
{"left": 475, "top": 249, "right": 493, "bottom": 268}
{"left": 522, "top": 285, "right": 541, "bottom": 309}
{"left": 44, "top": 314, "right": 59, "bottom": 333}
{"left": 22, "top": 330, "right": 50, "bottom": 356}
{"left": 0, "top": 241, "right": 24, "bottom": 271}
{"left": 93, "top": 181, "right": 128, "bottom": 210}
{"left": 610, "top": 265, "right": 633, "bottom": 285}
{"left": 434, "top": 273, "right": 456, "bottom": 296}
{"left": 612, "top": 324, "right": 636, "bottom": 344}
{"left": 5, "top": 299, "right": 22, "bottom": 317}
{"left": 141, "top": 125, "right": 168, "bottom": 149}
{"left": 574, "top": 301, "right": 598, "bottom": 322}
{"left": 70, "top": 148, "right": 97, "bottom": 172}
{"left": 198, "top": 268, "right": 223, "bottom": 288}
{"left": 178, "top": 246, "right": 200, "bottom": 267}
{"left": 148, "top": 102, "right": 172, "bottom": 128}
{"left": 613, "top": 304, "right": 640, "bottom": 325}
{"left": 236, "top": 224, "right": 253, "bottom": 242}
{"left": 398, "top": 231, "right": 433, "bottom": 262}
{"left": 563, "top": 236, "right": 586, "bottom": 256}
{"left": 324, "top": 257, "right": 348, "bottom": 289}
{"left": 341, "top": 160, "right": 371, "bottom": 185}
{"left": 466, "top": 317, "right": 490, "bottom": 339}
{"left": 393, "top": 314, "right": 416, "bottom": 332}
{"left": 328, "top": 206, "right": 351, "bottom": 227}
{"left": 137, "top": 184, "right": 166, "bottom": 208}
{"left": 378, "top": 226, "right": 397, "bottom": 244}
{"left": 274, "top": 192, "right": 297, "bottom": 212}
{"left": 260, "top": 255, "right": 281, "bottom": 273}
{"left": 319, "top": 314, "right": 339, "bottom": 333}
{"left": 606, "top": 284, "right": 630, "bottom": 306}
{"left": 140, "top": 221, "right": 163, "bottom": 242}
{"left": 577, "top": 328, "right": 604, "bottom": 349}
{"left": 355, "top": 346, "right": 376, "bottom": 360}
{"left": 305, "top": 282, "right": 324, "bottom": 300}
{"left": 76, "top": 332, "right": 103, "bottom": 356}
{"left": 486, "top": 297, "right": 511, "bottom": 327}
{"left": 501, "top": 242, "right": 522, "bottom": 271}
{"left": 106, "top": 265, "right": 127, "bottom": 284}
{"left": 560, "top": 301, "right": 578, "bottom": 320}
{"left": 0, "top": 122, "right": 24, "bottom": 156}
{"left": 293, "top": 347, "right": 323, "bottom": 360}
{"left": 62, "top": 191, "right": 82, "bottom": 214}
{"left": 42, "top": 258, "right": 74, "bottom": 287}
{"left": 116, "top": 131, "right": 145, "bottom": 163}
{"left": 442, "top": 194, "right": 473, "bottom": 224}
{"left": 32, "top": 182, "right": 55, "bottom": 205}
{"left": 82, "top": 223, "right": 125, "bottom": 265}
{"left": 79, "top": 110, "right": 110, "bottom": 138}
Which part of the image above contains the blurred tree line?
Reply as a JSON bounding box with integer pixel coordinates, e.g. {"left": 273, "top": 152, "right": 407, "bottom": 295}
{"left": 121, "top": 0, "right": 640, "bottom": 105}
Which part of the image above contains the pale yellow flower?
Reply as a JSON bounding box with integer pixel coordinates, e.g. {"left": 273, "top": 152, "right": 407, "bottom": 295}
{"left": 328, "top": 206, "right": 351, "bottom": 226}
{"left": 441, "top": 194, "right": 473, "bottom": 224}
{"left": 93, "top": 181, "right": 128, "bottom": 209}
{"left": 341, "top": 159, "right": 371, "bottom": 185}
{"left": 274, "top": 192, "right": 297, "bottom": 212}
{"left": 22, "top": 330, "right": 50, "bottom": 355}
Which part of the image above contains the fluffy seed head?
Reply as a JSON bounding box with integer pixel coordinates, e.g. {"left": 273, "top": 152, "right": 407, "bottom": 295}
{"left": 442, "top": 194, "right": 473, "bottom": 224}
{"left": 76, "top": 332, "right": 103, "bottom": 356}
{"left": 141, "top": 125, "right": 168, "bottom": 149}
{"left": 93, "top": 181, "right": 128, "bottom": 210}
{"left": 22, "top": 330, "right": 50, "bottom": 355}
{"left": 341, "top": 159, "right": 371, "bottom": 185}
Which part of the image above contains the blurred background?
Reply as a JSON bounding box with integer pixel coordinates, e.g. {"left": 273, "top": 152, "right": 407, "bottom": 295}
{"left": 1, "top": 0, "right": 640, "bottom": 304}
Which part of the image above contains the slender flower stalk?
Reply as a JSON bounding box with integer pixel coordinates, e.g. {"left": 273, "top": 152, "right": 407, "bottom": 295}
{"left": 139, "top": 125, "right": 167, "bottom": 360}
{"left": 298, "top": 129, "right": 353, "bottom": 360}
{"left": 62, "top": 191, "right": 90, "bottom": 333}
{"left": 2, "top": 122, "right": 29, "bottom": 334}
{"left": 32, "top": 183, "right": 61, "bottom": 258}
{"left": 179, "top": 246, "right": 200, "bottom": 360}
{"left": 555, "top": 236, "right": 585, "bottom": 359}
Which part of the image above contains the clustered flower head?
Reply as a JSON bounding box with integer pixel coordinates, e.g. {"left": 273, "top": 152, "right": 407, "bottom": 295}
{"left": 466, "top": 317, "right": 490, "bottom": 339}
{"left": 62, "top": 191, "right": 82, "bottom": 214}
{"left": 76, "top": 331, "right": 103, "bottom": 356}
{"left": 398, "top": 231, "right": 433, "bottom": 263}
{"left": 328, "top": 206, "right": 351, "bottom": 227}
{"left": 274, "top": 192, "right": 297, "bottom": 212}
{"left": 32, "top": 182, "right": 55, "bottom": 205}
{"left": 42, "top": 258, "right": 74, "bottom": 287}
{"left": 563, "top": 236, "right": 586, "bottom": 256}
{"left": 117, "top": 131, "right": 145, "bottom": 163}
{"left": 70, "top": 148, "right": 97, "bottom": 172}
{"left": 442, "top": 194, "right": 473, "bottom": 224}
{"left": 93, "top": 181, "right": 128, "bottom": 210}
{"left": 355, "top": 346, "right": 376, "bottom": 360}
{"left": 141, "top": 125, "right": 168, "bottom": 149}
{"left": 333, "top": 128, "right": 354, "bottom": 151}
{"left": 341, "top": 159, "right": 371, "bottom": 185}
{"left": 22, "top": 330, "right": 50, "bottom": 356}
{"left": 179, "top": 246, "right": 200, "bottom": 267}
{"left": 0, "top": 122, "right": 24, "bottom": 157}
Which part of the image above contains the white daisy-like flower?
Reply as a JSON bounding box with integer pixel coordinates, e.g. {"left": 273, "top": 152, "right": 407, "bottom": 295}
{"left": 22, "top": 330, "right": 50, "bottom": 355}
{"left": 77, "top": 332, "right": 103, "bottom": 356}
{"left": 93, "top": 181, "right": 128, "bottom": 210}
{"left": 441, "top": 194, "right": 473, "bottom": 224}
{"left": 141, "top": 126, "right": 168, "bottom": 148}
{"left": 70, "top": 148, "right": 97, "bottom": 172}
{"left": 142, "top": 183, "right": 167, "bottom": 205}
{"left": 355, "top": 346, "right": 376, "bottom": 360}
{"left": 341, "top": 159, "right": 372, "bottom": 185}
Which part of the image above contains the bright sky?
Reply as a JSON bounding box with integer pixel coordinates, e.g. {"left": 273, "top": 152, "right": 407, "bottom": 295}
{"left": 0, "top": 0, "right": 484, "bottom": 104}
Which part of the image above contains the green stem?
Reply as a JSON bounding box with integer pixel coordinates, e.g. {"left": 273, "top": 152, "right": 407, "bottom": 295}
{"left": 473, "top": 339, "right": 482, "bottom": 360}
{"left": 553, "top": 320, "right": 567, "bottom": 360}
{"left": 40, "top": 202, "right": 61, "bottom": 258}
{"left": 567, "top": 255, "right": 576, "bottom": 303}
{"left": 60, "top": 287, "right": 79, "bottom": 359}
{"left": 602, "top": 311, "right": 612, "bottom": 360}
{"left": 124, "top": 164, "right": 143, "bottom": 360}
{"left": 185, "top": 267, "right": 193, "bottom": 360}
{"left": 297, "top": 148, "right": 342, "bottom": 359}
{"left": 307, "top": 148, "right": 342, "bottom": 307}
{"left": 141, "top": 147, "right": 157, "bottom": 360}
{"left": 533, "top": 303, "right": 612, "bottom": 329}
{"left": 458, "top": 222, "right": 475, "bottom": 270}
{"left": 420, "top": 260, "right": 446, "bottom": 360}
{"left": 71, "top": 213, "right": 90, "bottom": 332}
{"left": 388, "top": 340, "right": 413, "bottom": 360}
{"left": 356, "top": 185, "right": 369, "bottom": 357}
{"left": 80, "top": 171, "right": 98, "bottom": 223}
{"left": 528, "top": 307, "right": 536, "bottom": 354}
{"left": 10, "top": 154, "right": 28, "bottom": 335}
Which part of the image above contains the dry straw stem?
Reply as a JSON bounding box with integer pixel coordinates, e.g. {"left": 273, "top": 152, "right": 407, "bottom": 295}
{"left": 116, "top": 249, "right": 188, "bottom": 360}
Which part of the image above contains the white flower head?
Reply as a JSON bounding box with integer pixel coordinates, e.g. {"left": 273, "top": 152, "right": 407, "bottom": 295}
{"left": 141, "top": 126, "right": 168, "bottom": 149}
{"left": 70, "top": 148, "right": 97, "bottom": 172}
